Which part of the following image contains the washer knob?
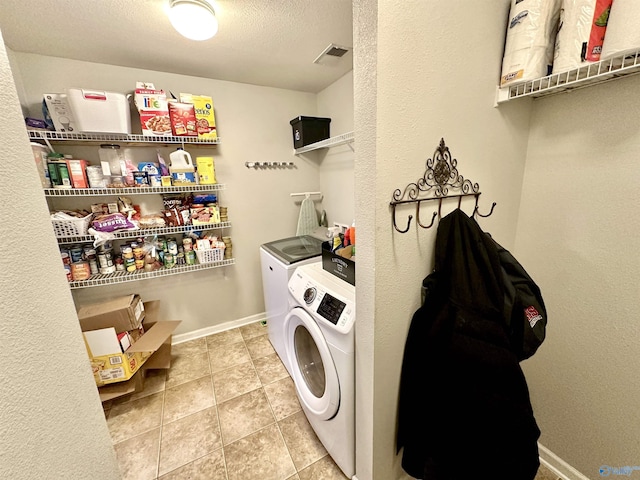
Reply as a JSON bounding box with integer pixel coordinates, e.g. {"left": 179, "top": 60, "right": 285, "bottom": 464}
{"left": 303, "top": 287, "right": 316, "bottom": 304}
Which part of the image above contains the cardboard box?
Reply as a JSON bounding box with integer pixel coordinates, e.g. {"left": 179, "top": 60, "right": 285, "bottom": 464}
{"left": 85, "top": 320, "right": 181, "bottom": 386}
{"left": 179, "top": 93, "right": 217, "bottom": 139}
{"left": 190, "top": 205, "right": 221, "bottom": 225}
{"left": 43, "top": 93, "right": 78, "bottom": 132}
{"left": 66, "top": 159, "right": 89, "bottom": 188}
{"left": 98, "top": 369, "right": 146, "bottom": 402}
{"left": 77, "top": 294, "right": 145, "bottom": 333}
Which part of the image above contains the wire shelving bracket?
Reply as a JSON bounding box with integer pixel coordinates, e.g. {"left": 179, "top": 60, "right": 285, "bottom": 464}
{"left": 389, "top": 138, "right": 496, "bottom": 233}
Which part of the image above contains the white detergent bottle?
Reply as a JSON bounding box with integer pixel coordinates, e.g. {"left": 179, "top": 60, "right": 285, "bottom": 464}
{"left": 169, "top": 148, "right": 196, "bottom": 186}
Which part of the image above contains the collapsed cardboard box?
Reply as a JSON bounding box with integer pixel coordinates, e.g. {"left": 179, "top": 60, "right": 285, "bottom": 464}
{"left": 77, "top": 294, "right": 145, "bottom": 333}
{"left": 86, "top": 320, "right": 180, "bottom": 387}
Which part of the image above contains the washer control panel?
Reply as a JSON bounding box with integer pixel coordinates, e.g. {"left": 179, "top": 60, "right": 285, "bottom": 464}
{"left": 289, "top": 265, "right": 355, "bottom": 333}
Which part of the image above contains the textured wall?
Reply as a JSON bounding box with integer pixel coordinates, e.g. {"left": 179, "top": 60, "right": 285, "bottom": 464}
{"left": 0, "top": 38, "right": 119, "bottom": 479}
{"left": 517, "top": 75, "right": 640, "bottom": 478}
{"left": 317, "top": 70, "right": 355, "bottom": 227}
{"left": 353, "top": 1, "right": 532, "bottom": 478}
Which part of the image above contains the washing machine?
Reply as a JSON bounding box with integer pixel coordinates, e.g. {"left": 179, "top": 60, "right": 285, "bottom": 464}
{"left": 285, "top": 262, "right": 355, "bottom": 479}
{"left": 260, "top": 235, "right": 324, "bottom": 375}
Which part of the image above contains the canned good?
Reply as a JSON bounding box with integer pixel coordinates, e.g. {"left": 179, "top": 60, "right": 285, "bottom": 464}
{"left": 133, "top": 245, "right": 144, "bottom": 260}
{"left": 99, "top": 265, "right": 116, "bottom": 275}
{"left": 176, "top": 252, "right": 185, "bottom": 265}
{"left": 125, "top": 256, "right": 136, "bottom": 272}
{"left": 185, "top": 250, "right": 196, "bottom": 265}
{"left": 182, "top": 237, "right": 193, "bottom": 251}
{"left": 71, "top": 261, "right": 91, "bottom": 281}
{"left": 97, "top": 248, "right": 114, "bottom": 269}
{"left": 64, "top": 264, "right": 73, "bottom": 282}
{"left": 121, "top": 246, "right": 133, "bottom": 259}
{"left": 61, "top": 252, "right": 71, "bottom": 265}
{"left": 164, "top": 252, "right": 176, "bottom": 268}
{"left": 135, "top": 258, "right": 145, "bottom": 270}
{"left": 70, "top": 245, "right": 84, "bottom": 263}
{"left": 167, "top": 238, "right": 178, "bottom": 255}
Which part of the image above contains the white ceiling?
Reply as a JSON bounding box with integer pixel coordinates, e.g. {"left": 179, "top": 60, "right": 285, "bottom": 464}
{"left": 0, "top": 0, "right": 353, "bottom": 93}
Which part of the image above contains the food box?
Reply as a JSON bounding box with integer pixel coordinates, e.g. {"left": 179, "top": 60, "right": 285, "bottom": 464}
{"left": 180, "top": 93, "right": 217, "bottom": 139}
{"left": 168, "top": 101, "right": 198, "bottom": 136}
{"left": 66, "top": 159, "right": 89, "bottom": 188}
{"left": 321, "top": 241, "right": 355, "bottom": 286}
{"left": 289, "top": 116, "right": 331, "bottom": 148}
{"left": 196, "top": 157, "right": 216, "bottom": 184}
{"left": 42, "top": 93, "right": 77, "bottom": 132}
{"left": 85, "top": 320, "right": 181, "bottom": 386}
{"left": 133, "top": 82, "right": 171, "bottom": 136}
{"left": 66, "top": 88, "right": 131, "bottom": 134}
{"left": 77, "top": 294, "right": 145, "bottom": 334}
{"left": 190, "top": 205, "right": 221, "bottom": 225}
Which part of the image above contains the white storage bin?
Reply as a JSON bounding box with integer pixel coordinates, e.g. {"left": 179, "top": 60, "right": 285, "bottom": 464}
{"left": 67, "top": 88, "right": 131, "bottom": 134}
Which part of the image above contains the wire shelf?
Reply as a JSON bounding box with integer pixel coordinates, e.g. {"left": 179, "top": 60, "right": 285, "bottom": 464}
{"left": 28, "top": 130, "right": 221, "bottom": 145}
{"left": 55, "top": 222, "right": 232, "bottom": 244}
{"left": 68, "top": 258, "right": 235, "bottom": 289}
{"left": 44, "top": 184, "right": 225, "bottom": 196}
{"left": 294, "top": 131, "right": 354, "bottom": 154}
{"left": 496, "top": 51, "right": 640, "bottom": 104}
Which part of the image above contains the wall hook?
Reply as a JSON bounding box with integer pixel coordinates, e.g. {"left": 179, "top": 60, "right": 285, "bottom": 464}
{"left": 474, "top": 201, "right": 497, "bottom": 218}
{"left": 416, "top": 201, "right": 437, "bottom": 229}
{"left": 392, "top": 204, "right": 413, "bottom": 233}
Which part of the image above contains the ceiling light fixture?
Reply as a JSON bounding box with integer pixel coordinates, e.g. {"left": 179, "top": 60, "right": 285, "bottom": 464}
{"left": 168, "top": 0, "right": 218, "bottom": 41}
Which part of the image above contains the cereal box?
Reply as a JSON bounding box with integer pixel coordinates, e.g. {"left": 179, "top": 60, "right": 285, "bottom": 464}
{"left": 179, "top": 93, "right": 217, "bottom": 139}
{"left": 134, "top": 82, "right": 171, "bottom": 136}
{"left": 168, "top": 101, "right": 198, "bottom": 136}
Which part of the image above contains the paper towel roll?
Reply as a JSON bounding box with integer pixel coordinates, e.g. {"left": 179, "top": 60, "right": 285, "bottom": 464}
{"left": 601, "top": 0, "right": 640, "bottom": 59}
{"left": 500, "top": 0, "right": 561, "bottom": 87}
{"left": 552, "top": 0, "right": 612, "bottom": 74}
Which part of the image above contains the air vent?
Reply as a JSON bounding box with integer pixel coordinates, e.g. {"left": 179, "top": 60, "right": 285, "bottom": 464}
{"left": 313, "top": 43, "right": 352, "bottom": 64}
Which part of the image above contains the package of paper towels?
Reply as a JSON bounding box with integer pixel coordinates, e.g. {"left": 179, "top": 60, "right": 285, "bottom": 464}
{"left": 552, "top": 0, "right": 612, "bottom": 74}
{"left": 500, "top": 0, "right": 562, "bottom": 87}
{"left": 601, "top": 0, "right": 640, "bottom": 60}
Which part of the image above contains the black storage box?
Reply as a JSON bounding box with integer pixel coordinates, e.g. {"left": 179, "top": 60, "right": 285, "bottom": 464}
{"left": 290, "top": 116, "right": 331, "bottom": 148}
{"left": 321, "top": 241, "right": 355, "bottom": 286}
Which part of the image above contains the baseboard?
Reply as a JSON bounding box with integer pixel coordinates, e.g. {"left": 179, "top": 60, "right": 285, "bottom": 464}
{"left": 538, "top": 443, "right": 592, "bottom": 480}
{"left": 172, "top": 312, "right": 267, "bottom": 345}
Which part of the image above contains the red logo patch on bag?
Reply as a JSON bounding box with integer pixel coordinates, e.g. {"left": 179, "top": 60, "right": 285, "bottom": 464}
{"left": 525, "top": 306, "right": 543, "bottom": 328}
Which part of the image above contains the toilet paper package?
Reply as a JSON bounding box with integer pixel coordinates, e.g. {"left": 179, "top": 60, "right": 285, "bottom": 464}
{"left": 552, "top": 0, "right": 613, "bottom": 74}
{"left": 601, "top": 0, "right": 640, "bottom": 60}
{"left": 500, "top": 0, "right": 562, "bottom": 87}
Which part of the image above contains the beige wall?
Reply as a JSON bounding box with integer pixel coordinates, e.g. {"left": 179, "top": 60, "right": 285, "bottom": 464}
{"left": 317, "top": 70, "right": 355, "bottom": 228}
{"left": 12, "top": 52, "right": 327, "bottom": 335}
{"left": 354, "top": 0, "right": 533, "bottom": 478}
{"left": 516, "top": 75, "right": 640, "bottom": 478}
{"left": 0, "top": 36, "right": 120, "bottom": 480}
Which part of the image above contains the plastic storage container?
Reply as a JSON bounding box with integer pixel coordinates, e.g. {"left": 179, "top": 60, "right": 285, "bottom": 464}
{"left": 289, "top": 116, "right": 331, "bottom": 148}
{"left": 67, "top": 88, "right": 131, "bottom": 134}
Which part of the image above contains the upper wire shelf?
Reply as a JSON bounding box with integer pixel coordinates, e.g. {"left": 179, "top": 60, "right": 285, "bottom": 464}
{"left": 496, "top": 50, "right": 640, "bottom": 104}
{"left": 44, "top": 184, "right": 225, "bottom": 196}
{"left": 390, "top": 138, "right": 496, "bottom": 233}
{"left": 28, "top": 130, "right": 221, "bottom": 146}
{"left": 294, "top": 131, "right": 354, "bottom": 154}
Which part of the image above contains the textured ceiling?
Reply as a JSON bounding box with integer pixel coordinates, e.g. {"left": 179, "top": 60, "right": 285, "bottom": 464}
{"left": 0, "top": 0, "right": 353, "bottom": 93}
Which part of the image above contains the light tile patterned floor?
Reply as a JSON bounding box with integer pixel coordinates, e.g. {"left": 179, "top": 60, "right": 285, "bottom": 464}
{"left": 103, "top": 321, "right": 349, "bottom": 480}
{"left": 104, "top": 320, "right": 562, "bottom": 480}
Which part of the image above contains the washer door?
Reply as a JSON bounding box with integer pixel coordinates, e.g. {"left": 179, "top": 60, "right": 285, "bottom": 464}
{"left": 284, "top": 307, "right": 340, "bottom": 420}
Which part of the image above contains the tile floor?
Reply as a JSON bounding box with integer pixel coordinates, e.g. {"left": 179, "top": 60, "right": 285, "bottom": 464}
{"left": 103, "top": 321, "right": 349, "bottom": 480}
{"left": 103, "top": 320, "right": 562, "bottom": 480}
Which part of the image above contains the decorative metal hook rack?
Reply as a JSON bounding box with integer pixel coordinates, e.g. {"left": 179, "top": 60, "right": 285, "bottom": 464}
{"left": 245, "top": 161, "right": 295, "bottom": 169}
{"left": 390, "top": 138, "right": 496, "bottom": 233}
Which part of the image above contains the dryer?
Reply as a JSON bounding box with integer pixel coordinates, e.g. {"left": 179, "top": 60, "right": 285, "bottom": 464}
{"left": 285, "top": 262, "right": 355, "bottom": 479}
{"left": 260, "top": 235, "right": 323, "bottom": 376}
